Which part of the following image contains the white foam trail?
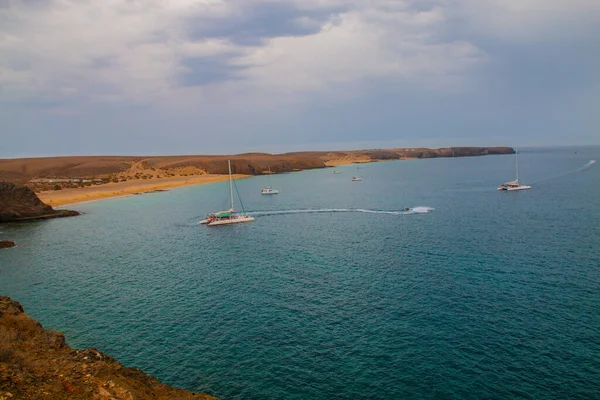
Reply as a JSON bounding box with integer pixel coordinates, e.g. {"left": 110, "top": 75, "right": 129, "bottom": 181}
{"left": 532, "top": 160, "right": 597, "bottom": 184}
{"left": 577, "top": 160, "right": 596, "bottom": 171}
{"left": 410, "top": 206, "right": 435, "bottom": 214}
{"left": 248, "top": 207, "right": 434, "bottom": 217}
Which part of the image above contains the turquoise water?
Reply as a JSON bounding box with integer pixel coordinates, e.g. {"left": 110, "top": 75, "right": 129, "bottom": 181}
{"left": 1, "top": 147, "right": 599, "bottom": 399}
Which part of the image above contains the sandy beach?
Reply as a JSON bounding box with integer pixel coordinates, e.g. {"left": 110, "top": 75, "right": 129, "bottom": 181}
{"left": 37, "top": 174, "right": 249, "bottom": 207}
{"left": 1, "top": 147, "right": 515, "bottom": 208}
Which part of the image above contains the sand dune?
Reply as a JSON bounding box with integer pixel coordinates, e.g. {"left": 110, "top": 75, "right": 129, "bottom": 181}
{"left": 38, "top": 174, "right": 248, "bottom": 207}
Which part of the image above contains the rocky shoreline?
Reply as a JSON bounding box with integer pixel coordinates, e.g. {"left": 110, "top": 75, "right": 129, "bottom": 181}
{"left": 0, "top": 182, "right": 80, "bottom": 222}
{"left": 0, "top": 296, "right": 215, "bottom": 399}
{"left": 0, "top": 240, "right": 15, "bottom": 249}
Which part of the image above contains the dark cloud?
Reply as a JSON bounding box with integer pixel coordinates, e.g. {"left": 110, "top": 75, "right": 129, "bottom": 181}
{"left": 185, "top": 2, "right": 347, "bottom": 45}
{"left": 179, "top": 56, "right": 246, "bottom": 87}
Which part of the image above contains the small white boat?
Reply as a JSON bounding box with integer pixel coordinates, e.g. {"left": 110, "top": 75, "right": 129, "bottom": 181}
{"left": 498, "top": 150, "right": 531, "bottom": 191}
{"left": 261, "top": 187, "right": 279, "bottom": 195}
{"left": 497, "top": 180, "right": 532, "bottom": 191}
{"left": 200, "top": 160, "right": 255, "bottom": 226}
{"left": 333, "top": 170, "right": 342, "bottom": 174}
{"left": 351, "top": 165, "right": 362, "bottom": 181}
{"left": 261, "top": 166, "right": 279, "bottom": 195}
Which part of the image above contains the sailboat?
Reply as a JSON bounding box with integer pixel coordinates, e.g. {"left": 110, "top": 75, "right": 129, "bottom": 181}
{"left": 199, "top": 160, "right": 255, "bottom": 226}
{"left": 498, "top": 149, "right": 531, "bottom": 191}
{"left": 351, "top": 165, "right": 362, "bottom": 181}
{"left": 261, "top": 166, "right": 279, "bottom": 195}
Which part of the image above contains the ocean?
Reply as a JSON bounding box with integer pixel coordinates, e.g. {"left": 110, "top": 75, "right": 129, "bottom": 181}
{"left": 1, "top": 147, "right": 599, "bottom": 399}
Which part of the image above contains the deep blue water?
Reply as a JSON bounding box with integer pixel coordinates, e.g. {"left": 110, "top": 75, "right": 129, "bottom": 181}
{"left": 1, "top": 147, "right": 599, "bottom": 399}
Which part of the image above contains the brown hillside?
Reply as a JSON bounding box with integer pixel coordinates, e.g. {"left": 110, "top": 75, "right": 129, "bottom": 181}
{"left": 0, "top": 147, "right": 513, "bottom": 184}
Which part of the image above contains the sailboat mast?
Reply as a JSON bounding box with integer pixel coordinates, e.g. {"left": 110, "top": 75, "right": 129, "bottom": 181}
{"left": 228, "top": 160, "right": 234, "bottom": 211}
{"left": 515, "top": 150, "right": 519, "bottom": 182}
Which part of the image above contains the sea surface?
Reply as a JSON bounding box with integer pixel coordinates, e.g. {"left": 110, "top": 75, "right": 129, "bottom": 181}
{"left": 1, "top": 147, "right": 599, "bottom": 399}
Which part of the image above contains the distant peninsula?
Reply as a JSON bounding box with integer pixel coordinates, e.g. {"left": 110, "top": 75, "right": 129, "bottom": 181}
{"left": 0, "top": 147, "right": 514, "bottom": 206}
{"left": 0, "top": 296, "right": 215, "bottom": 399}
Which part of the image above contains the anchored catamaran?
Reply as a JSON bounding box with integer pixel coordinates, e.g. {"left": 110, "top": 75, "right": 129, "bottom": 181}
{"left": 200, "top": 160, "right": 255, "bottom": 226}
{"left": 261, "top": 166, "right": 279, "bottom": 195}
{"left": 498, "top": 149, "right": 531, "bottom": 191}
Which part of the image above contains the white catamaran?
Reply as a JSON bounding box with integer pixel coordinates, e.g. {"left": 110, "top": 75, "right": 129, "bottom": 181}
{"left": 261, "top": 166, "right": 279, "bottom": 195}
{"left": 498, "top": 149, "right": 531, "bottom": 191}
{"left": 199, "top": 160, "right": 255, "bottom": 226}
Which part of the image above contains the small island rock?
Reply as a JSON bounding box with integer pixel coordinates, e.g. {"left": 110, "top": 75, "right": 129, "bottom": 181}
{"left": 0, "top": 240, "right": 16, "bottom": 249}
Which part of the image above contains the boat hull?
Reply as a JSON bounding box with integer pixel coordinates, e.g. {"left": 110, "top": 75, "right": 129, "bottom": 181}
{"left": 261, "top": 190, "right": 279, "bottom": 195}
{"left": 498, "top": 185, "right": 532, "bottom": 191}
{"left": 207, "top": 216, "right": 255, "bottom": 226}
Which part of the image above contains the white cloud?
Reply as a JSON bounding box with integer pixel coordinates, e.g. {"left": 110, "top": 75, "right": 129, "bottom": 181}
{"left": 0, "top": 0, "right": 238, "bottom": 103}
{"left": 231, "top": 5, "right": 484, "bottom": 94}
{"left": 1, "top": 0, "right": 597, "bottom": 108}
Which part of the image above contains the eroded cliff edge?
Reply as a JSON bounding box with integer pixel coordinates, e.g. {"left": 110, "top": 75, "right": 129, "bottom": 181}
{"left": 0, "top": 182, "right": 79, "bottom": 222}
{"left": 0, "top": 296, "right": 215, "bottom": 399}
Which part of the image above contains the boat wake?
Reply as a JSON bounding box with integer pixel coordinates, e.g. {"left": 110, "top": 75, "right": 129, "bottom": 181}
{"left": 248, "top": 207, "right": 434, "bottom": 217}
{"left": 532, "top": 160, "right": 597, "bottom": 184}
{"left": 577, "top": 160, "right": 596, "bottom": 172}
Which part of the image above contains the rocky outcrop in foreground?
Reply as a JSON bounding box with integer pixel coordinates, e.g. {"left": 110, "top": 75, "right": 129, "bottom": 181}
{"left": 0, "top": 241, "right": 15, "bottom": 249}
{"left": 0, "top": 182, "right": 79, "bottom": 222}
{"left": 0, "top": 296, "right": 215, "bottom": 399}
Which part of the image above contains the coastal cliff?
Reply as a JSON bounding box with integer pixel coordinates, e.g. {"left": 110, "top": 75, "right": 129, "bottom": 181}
{"left": 0, "top": 147, "right": 514, "bottom": 184}
{"left": 285, "top": 146, "right": 515, "bottom": 165}
{"left": 0, "top": 296, "right": 215, "bottom": 400}
{"left": 0, "top": 182, "right": 79, "bottom": 222}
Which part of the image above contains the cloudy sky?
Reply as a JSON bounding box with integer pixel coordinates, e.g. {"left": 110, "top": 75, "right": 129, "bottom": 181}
{"left": 1, "top": 0, "right": 599, "bottom": 157}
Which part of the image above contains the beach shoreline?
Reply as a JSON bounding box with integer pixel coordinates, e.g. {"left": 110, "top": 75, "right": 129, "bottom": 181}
{"left": 38, "top": 159, "right": 399, "bottom": 207}
{"left": 38, "top": 174, "right": 250, "bottom": 207}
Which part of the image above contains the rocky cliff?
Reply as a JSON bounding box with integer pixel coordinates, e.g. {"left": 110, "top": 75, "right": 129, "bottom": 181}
{"left": 0, "top": 182, "right": 79, "bottom": 222}
{"left": 0, "top": 296, "right": 215, "bottom": 400}
{"left": 0, "top": 241, "right": 15, "bottom": 249}
{"left": 285, "top": 146, "right": 515, "bottom": 164}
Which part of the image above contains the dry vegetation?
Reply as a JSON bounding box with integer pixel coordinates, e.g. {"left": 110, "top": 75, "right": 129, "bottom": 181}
{"left": 0, "top": 147, "right": 514, "bottom": 191}
{"left": 0, "top": 296, "right": 215, "bottom": 400}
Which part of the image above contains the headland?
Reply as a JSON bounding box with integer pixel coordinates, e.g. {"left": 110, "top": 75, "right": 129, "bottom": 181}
{"left": 0, "top": 147, "right": 513, "bottom": 206}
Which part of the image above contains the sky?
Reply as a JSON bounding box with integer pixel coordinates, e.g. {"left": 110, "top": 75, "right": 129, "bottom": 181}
{"left": 1, "top": 0, "right": 599, "bottom": 157}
